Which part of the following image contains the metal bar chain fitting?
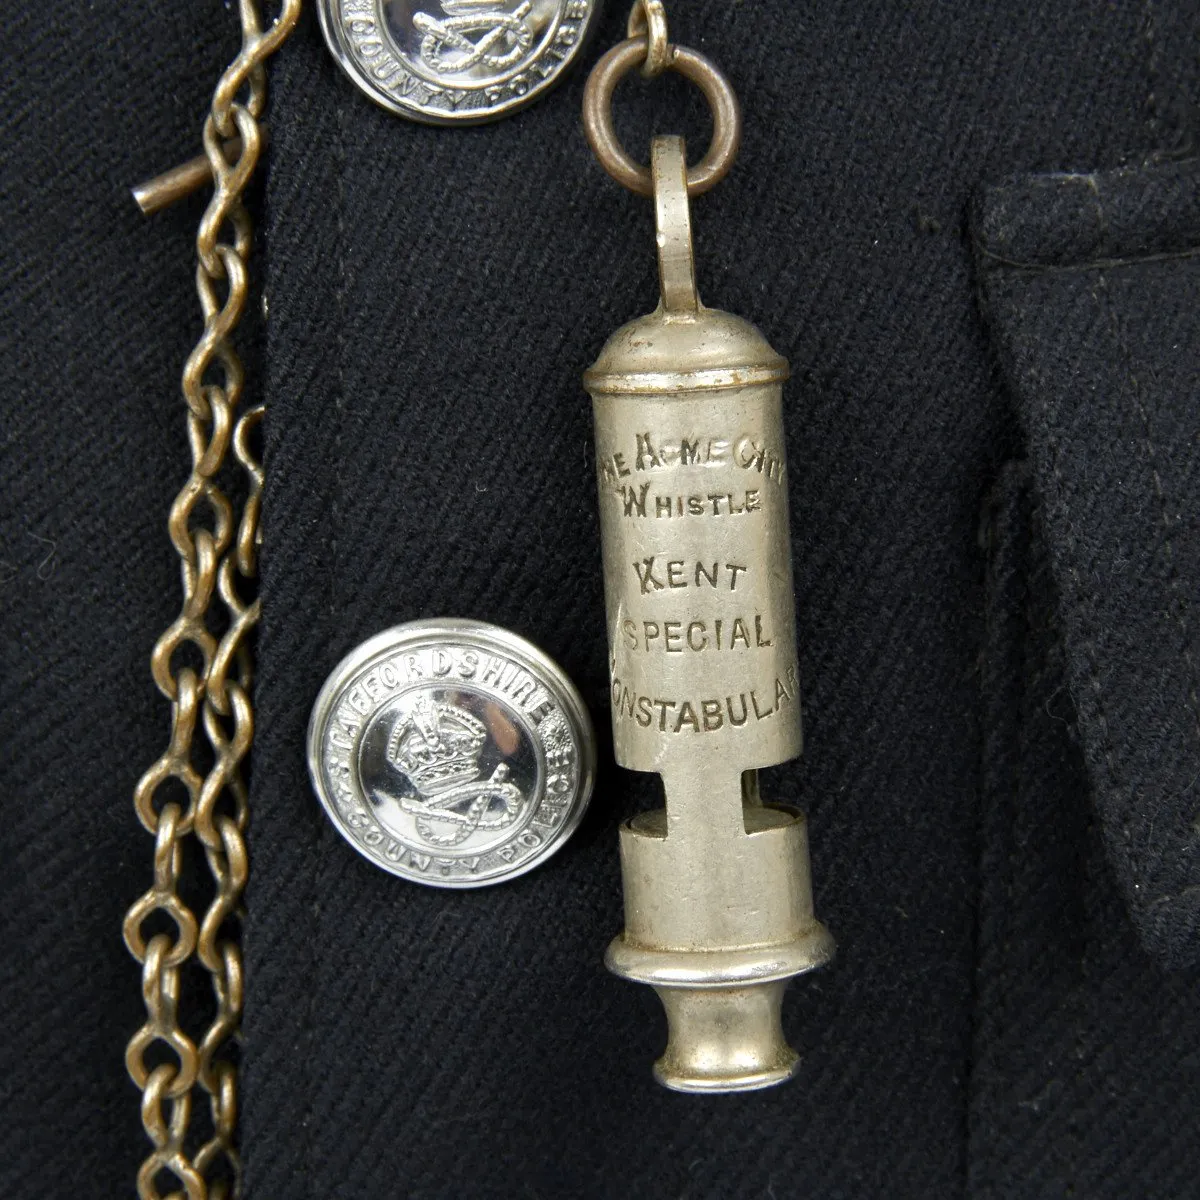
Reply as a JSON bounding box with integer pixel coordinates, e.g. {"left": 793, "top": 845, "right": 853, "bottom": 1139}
{"left": 124, "top": 2, "right": 301, "bottom": 1197}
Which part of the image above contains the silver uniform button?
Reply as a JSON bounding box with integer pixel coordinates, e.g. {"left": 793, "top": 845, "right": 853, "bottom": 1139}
{"left": 308, "top": 619, "right": 595, "bottom": 887}
{"left": 317, "top": 0, "right": 601, "bottom": 125}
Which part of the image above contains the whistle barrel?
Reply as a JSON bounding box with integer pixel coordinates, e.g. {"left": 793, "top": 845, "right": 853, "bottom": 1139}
{"left": 585, "top": 146, "right": 832, "bottom": 1089}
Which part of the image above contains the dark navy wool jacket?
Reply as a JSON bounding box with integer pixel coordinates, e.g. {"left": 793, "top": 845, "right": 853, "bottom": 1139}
{"left": 2, "top": 1, "right": 1198, "bottom": 1195}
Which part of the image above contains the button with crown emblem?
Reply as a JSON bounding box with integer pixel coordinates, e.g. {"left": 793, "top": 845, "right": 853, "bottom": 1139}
{"left": 308, "top": 619, "right": 595, "bottom": 887}
{"left": 317, "top": 0, "right": 601, "bottom": 125}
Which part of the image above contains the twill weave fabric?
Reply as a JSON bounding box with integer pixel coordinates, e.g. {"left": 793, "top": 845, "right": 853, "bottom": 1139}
{"left": 1, "top": 1, "right": 1198, "bottom": 1197}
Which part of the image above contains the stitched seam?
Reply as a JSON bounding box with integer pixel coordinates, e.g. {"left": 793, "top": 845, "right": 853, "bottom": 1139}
{"left": 1142, "top": 0, "right": 1162, "bottom": 143}
{"left": 1037, "top": 200, "right": 1136, "bottom": 886}
{"left": 1147, "top": 881, "right": 1200, "bottom": 909}
{"left": 967, "top": 482, "right": 1000, "bottom": 1198}
{"left": 1087, "top": 173, "right": 1108, "bottom": 247}
{"left": 1098, "top": 277, "right": 1200, "bottom": 741}
{"left": 1097, "top": 272, "right": 1200, "bottom": 827}
{"left": 974, "top": 245, "right": 1200, "bottom": 274}
{"left": 1042, "top": 415, "right": 1130, "bottom": 883}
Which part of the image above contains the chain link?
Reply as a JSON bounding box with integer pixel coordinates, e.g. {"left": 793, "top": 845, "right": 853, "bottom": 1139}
{"left": 125, "top": 3, "right": 300, "bottom": 1195}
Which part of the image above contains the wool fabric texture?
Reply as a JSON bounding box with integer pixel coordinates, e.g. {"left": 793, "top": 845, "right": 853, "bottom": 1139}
{"left": 1, "top": 1, "right": 1198, "bottom": 1196}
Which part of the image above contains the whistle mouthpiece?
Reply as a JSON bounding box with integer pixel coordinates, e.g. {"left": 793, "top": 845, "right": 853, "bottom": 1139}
{"left": 648, "top": 981, "right": 805, "bottom": 1094}
{"left": 608, "top": 924, "right": 835, "bottom": 1092}
{"left": 605, "top": 795, "right": 834, "bottom": 1093}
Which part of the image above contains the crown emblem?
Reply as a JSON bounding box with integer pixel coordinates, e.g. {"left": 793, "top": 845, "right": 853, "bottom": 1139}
{"left": 384, "top": 696, "right": 527, "bottom": 848}
{"left": 387, "top": 698, "right": 487, "bottom": 797}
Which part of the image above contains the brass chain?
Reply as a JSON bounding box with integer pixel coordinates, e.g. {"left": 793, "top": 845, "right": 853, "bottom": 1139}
{"left": 124, "top": 3, "right": 301, "bottom": 1196}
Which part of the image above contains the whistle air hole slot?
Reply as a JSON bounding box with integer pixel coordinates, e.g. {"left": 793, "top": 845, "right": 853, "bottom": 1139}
{"left": 626, "top": 772, "right": 668, "bottom": 838}
{"left": 741, "top": 768, "right": 762, "bottom": 807}
{"left": 628, "top": 807, "right": 668, "bottom": 838}
{"left": 743, "top": 805, "right": 800, "bottom": 836}
{"left": 742, "top": 768, "right": 800, "bottom": 835}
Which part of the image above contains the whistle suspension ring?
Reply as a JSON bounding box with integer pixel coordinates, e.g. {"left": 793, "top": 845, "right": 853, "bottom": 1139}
{"left": 581, "top": 6, "right": 742, "bottom": 199}
{"left": 627, "top": 0, "right": 670, "bottom": 78}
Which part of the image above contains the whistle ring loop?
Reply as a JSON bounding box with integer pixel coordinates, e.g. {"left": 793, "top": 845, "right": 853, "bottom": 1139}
{"left": 627, "top": 0, "right": 670, "bottom": 78}
{"left": 582, "top": 39, "right": 742, "bottom": 198}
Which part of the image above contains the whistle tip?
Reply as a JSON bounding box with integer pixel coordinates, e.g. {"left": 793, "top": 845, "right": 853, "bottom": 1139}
{"left": 607, "top": 929, "right": 834, "bottom": 1094}
{"left": 651, "top": 979, "right": 800, "bottom": 1094}
{"left": 653, "top": 1036, "right": 800, "bottom": 1094}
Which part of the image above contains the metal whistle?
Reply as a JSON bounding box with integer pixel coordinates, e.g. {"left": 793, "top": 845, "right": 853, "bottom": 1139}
{"left": 585, "top": 137, "right": 834, "bottom": 1092}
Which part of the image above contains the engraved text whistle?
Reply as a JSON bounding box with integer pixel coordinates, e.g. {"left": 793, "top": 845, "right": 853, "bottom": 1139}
{"left": 583, "top": 134, "right": 835, "bottom": 1093}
